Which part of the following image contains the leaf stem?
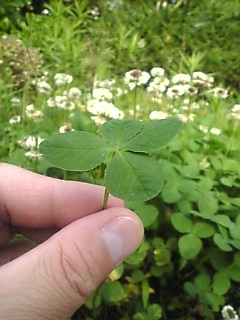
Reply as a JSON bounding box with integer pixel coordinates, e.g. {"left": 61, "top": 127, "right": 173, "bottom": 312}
{"left": 103, "top": 188, "right": 110, "bottom": 210}
{"left": 133, "top": 86, "right": 137, "bottom": 118}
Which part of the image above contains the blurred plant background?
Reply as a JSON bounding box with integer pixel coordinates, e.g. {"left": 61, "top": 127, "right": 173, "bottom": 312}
{"left": 0, "top": 0, "right": 239, "bottom": 319}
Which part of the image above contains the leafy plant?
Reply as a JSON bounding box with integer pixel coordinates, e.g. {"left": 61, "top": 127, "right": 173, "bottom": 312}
{"left": 40, "top": 118, "right": 182, "bottom": 207}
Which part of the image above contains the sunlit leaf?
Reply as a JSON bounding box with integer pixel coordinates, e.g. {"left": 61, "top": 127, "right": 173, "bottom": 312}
{"left": 40, "top": 131, "right": 112, "bottom": 171}
{"left": 213, "top": 271, "right": 231, "bottom": 295}
{"left": 99, "top": 119, "right": 143, "bottom": 148}
{"left": 102, "top": 281, "right": 125, "bottom": 302}
{"left": 192, "top": 222, "right": 215, "bottom": 238}
{"left": 179, "top": 234, "right": 202, "bottom": 259}
{"left": 213, "top": 234, "right": 232, "bottom": 252}
{"left": 197, "top": 192, "right": 218, "bottom": 216}
{"left": 171, "top": 213, "right": 193, "bottom": 233}
{"left": 123, "top": 118, "right": 182, "bottom": 153}
{"left": 105, "top": 151, "right": 164, "bottom": 201}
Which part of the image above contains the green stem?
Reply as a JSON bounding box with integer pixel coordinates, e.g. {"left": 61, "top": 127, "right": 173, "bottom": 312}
{"left": 103, "top": 188, "right": 110, "bottom": 210}
{"left": 63, "top": 170, "right": 67, "bottom": 180}
{"left": 133, "top": 86, "right": 137, "bottom": 118}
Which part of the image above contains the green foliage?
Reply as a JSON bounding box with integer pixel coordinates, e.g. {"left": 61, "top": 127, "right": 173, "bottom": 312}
{"left": 1, "top": 0, "right": 240, "bottom": 319}
{"left": 0, "top": 0, "right": 28, "bottom": 31}
{"left": 40, "top": 118, "right": 181, "bottom": 202}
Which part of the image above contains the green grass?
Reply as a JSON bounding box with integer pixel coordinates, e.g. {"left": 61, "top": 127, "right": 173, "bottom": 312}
{"left": 0, "top": 0, "right": 239, "bottom": 319}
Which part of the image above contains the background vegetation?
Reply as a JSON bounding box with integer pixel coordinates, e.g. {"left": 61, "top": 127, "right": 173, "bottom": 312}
{"left": 0, "top": 0, "right": 239, "bottom": 319}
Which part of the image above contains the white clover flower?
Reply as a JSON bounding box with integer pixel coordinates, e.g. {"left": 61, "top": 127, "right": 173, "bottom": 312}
{"left": 199, "top": 125, "right": 208, "bottom": 133}
{"left": 11, "top": 97, "right": 21, "bottom": 107}
{"left": 124, "top": 69, "right": 150, "bottom": 90}
{"left": 231, "top": 104, "right": 240, "bottom": 113}
{"left": 54, "top": 73, "right": 73, "bottom": 86}
{"left": 59, "top": 122, "right": 75, "bottom": 133}
{"left": 181, "top": 104, "right": 190, "bottom": 111}
{"left": 25, "top": 104, "right": 44, "bottom": 121}
{"left": 36, "top": 80, "right": 52, "bottom": 94}
{"left": 106, "top": 0, "right": 123, "bottom": 11}
{"left": 149, "top": 111, "right": 169, "bottom": 120}
{"left": 172, "top": 73, "right": 191, "bottom": 84}
{"left": 183, "top": 98, "right": 190, "bottom": 105}
{"left": 129, "top": 105, "right": 141, "bottom": 117}
{"left": 94, "top": 78, "right": 116, "bottom": 88}
{"left": 61, "top": 101, "right": 75, "bottom": 111}
{"left": 137, "top": 38, "right": 146, "bottom": 49}
{"left": 192, "top": 71, "right": 214, "bottom": 84}
{"left": 41, "top": 8, "right": 50, "bottom": 15}
{"left": 91, "top": 115, "right": 107, "bottom": 125}
{"left": 150, "top": 67, "right": 165, "bottom": 77}
{"left": 178, "top": 113, "right": 195, "bottom": 123}
{"left": 147, "top": 81, "right": 167, "bottom": 94}
{"left": 166, "top": 85, "right": 185, "bottom": 98}
{"left": 92, "top": 88, "right": 113, "bottom": 101}
{"left": 47, "top": 96, "right": 66, "bottom": 108}
{"left": 66, "top": 87, "right": 82, "bottom": 99}
{"left": 114, "top": 87, "right": 127, "bottom": 96}
{"left": 88, "top": 100, "right": 124, "bottom": 120}
{"left": 231, "top": 104, "right": 240, "bottom": 119}
{"left": 25, "top": 150, "right": 42, "bottom": 160}
{"left": 210, "top": 127, "right": 221, "bottom": 135}
{"left": 47, "top": 95, "right": 75, "bottom": 110}
{"left": 90, "top": 6, "right": 100, "bottom": 19}
{"left": 152, "top": 76, "right": 169, "bottom": 86}
{"left": 18, "top": 136, "right": 44, "bottom": 151}
{"left": 191, "top": 102, "right": 200, "bottom": 109}
{"left": 151, "top": 96, "right": 163, "bottom": 104}
{"left": 222, "top": 305, "right": 239, "bottom": 320}
{"left": 25, "top": 104, "right": 35, "bottom": 113}
{"left": 26, "top": 109, "right": 44, "bottom": 121}
{"left": 208, "top": 87, "right": 228, "bottom": 99}
{"left": 183, "top": 85, "right": 198, "bottom": 95}
{"left": 147, "top": 76, "right": 169, "bottom": 94}
{"left": 9, "top": 115, "right": 21, "bottom": 124}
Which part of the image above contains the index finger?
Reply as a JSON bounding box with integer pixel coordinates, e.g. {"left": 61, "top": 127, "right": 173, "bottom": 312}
{"left": 0, "top": 163, "right": 123, "bottom": 228}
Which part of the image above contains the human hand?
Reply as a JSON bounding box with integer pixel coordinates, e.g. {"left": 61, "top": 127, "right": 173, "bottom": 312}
{"left": 0, "top": 163, "right": 144, "bottom": 320}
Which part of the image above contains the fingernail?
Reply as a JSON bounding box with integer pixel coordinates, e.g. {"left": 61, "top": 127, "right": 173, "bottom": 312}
{"left": 101, "top": 216, "right": 144, "bottom": 266}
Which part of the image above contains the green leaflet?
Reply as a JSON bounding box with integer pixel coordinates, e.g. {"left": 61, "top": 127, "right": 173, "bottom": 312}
{"left": 105, "top": 151, "right": 164, "bottom": 202}
{"left": 39, "top": 131, "right": 112, "bottom": 171}
{"left": 123, "top": 118, "right": 182, "bottom": 153}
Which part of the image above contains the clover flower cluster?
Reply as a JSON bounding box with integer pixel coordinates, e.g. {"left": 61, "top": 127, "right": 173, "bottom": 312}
{"left": 18, "top": 136, "right": 44, "bottom": 160}
{"left": 222, "top": 305, "right": 239, "bottom": 320}
{"left": 231, "top": 104, "right": 240, "bottom": 120}
{"left": 123, "top": 67, "right": 232, "bottom": 126}
{"left": 87, "top": 82, "right": 124, "bottom": 125}
{"left": 6, "top": 65, "right": 238, "bottom": 160}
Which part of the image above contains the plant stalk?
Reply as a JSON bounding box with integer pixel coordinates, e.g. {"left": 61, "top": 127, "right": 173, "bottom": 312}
{"left": 103, "top": 187, "right": 110, "bottom": 210}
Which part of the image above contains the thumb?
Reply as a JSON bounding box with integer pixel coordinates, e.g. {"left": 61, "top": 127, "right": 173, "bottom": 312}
{"left": 0, "top": 207, "right": 144, "bottom": 320}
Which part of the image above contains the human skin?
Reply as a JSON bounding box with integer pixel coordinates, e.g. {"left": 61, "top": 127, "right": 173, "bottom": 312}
{"left": 0, "top": 163, "right": 144, "bottom": 320}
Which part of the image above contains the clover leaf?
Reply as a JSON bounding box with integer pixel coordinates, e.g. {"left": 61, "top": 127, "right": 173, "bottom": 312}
{"left": 40, "top": 118, "right": 181, "bottom": 204}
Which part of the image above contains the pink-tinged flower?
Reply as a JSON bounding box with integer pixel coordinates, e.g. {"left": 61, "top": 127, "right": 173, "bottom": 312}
{"left": 59, "top": 122, "right": 75, "bottom": 133}
{"left": 124, "top": 69, "right": 150, "bottom": 90}
{"left": 207, "top": 87, "right": 228, "bottom": 99}
{"left": 166, "top": 85, "right": 185, "bottom": 98}
{"left": 9, "top": 115, "right": 21, "bottom": 124}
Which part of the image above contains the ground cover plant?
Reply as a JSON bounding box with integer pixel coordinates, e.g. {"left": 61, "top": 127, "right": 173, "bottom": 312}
{"left": 0, "top": 0, "right": 240, "bottom": 319}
